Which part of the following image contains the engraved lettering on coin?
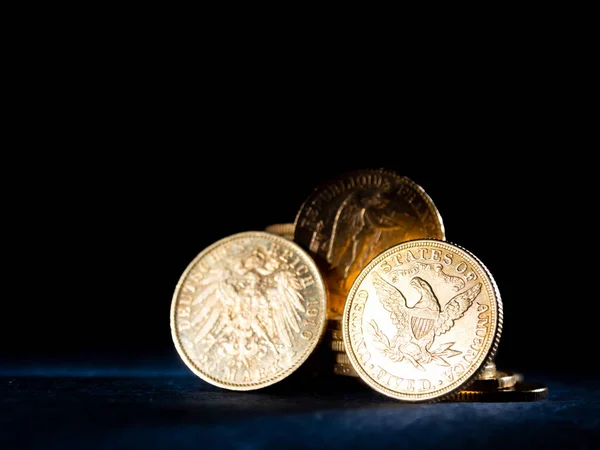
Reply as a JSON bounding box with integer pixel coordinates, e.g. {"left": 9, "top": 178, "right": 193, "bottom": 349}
{"left": 343, "top": 239, "right": 502, "bottom": 402}
{"left": 295, "top": 169, "right": 445, "bottom": 315}
{"left": 171, "top": 231, "right": 327, "bottom": 390}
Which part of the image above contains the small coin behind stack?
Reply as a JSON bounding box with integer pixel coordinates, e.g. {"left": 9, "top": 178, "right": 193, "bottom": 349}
{"left": 330, "top": 329, "right": 343, "bottom": 341}
{"left": 334, "top": 363, "right": 359, "bottom": 377}
{"left": 468, "top": 369, "right": 523, "bottom": 390}
{"left": 265, "top": 223, "right": 295, "bottom": 240}
{"left": 327, "top": 315, "right": 343, "bottom": 330}
{"left": 479, "top": 361, "right": 498, "bottom": 379}
{"left": 335, "top": 352, "right": 352, "bottom": 365}
{"left": 449, "top": 382, "right": 549, "bottom": 402}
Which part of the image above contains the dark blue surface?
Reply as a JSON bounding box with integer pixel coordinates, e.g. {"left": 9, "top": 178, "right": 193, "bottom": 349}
{"left": 1, "top": 364, "right": 599, "bottom": 449}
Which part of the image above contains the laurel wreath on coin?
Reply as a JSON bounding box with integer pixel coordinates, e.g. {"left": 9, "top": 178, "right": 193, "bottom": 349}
{"left": 367, "top": 320, "right": 460, "bottom": 371}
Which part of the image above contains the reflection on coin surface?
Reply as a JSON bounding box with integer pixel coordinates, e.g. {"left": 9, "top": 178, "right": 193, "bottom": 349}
{"left": 265, "top": 223, "right": 295, "bottom": 240}
{"left": 343, "top": 239, "right": 502, "bottom": 402}
{"left": 451, "top": 382, "right": 548, "bottom": 402}
{"left": 294, "top": 169, "right": 445, "bottom": 315}
{"left": 171, "top": 231, "right": 328, "bottom": 390}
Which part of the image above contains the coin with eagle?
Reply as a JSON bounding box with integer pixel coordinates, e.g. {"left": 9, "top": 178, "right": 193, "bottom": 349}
{"left": 342, "top": 239, "right": 502, "bottom": 402}
{"left": 171, "top": 231, "right": 328, "bottom": 390}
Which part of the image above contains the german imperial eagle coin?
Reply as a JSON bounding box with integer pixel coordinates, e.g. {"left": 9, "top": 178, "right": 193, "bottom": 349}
{"left": 294, "top": 169, "right": 445, "bottom": 316}
{"left": 342, "top": 239, "right": 502, "bottom": 402}
{"left": 170, "top": 231, "right": 328, "bottom": 390}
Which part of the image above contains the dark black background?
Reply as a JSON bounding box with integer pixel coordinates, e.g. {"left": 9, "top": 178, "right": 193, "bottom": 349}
{"left": 5, "top": 139, "right": 591, "bottom": 375}
{"left": 2, "top": 22, "right": 597, "bottom": 450}
{"left": 2, "top": 57, "right": 593, "bottom": 378}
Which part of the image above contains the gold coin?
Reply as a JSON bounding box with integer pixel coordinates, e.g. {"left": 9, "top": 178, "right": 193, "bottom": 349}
{"left": 336, "top": 352, "right": 352, "bottom": 365}
{"left": 330, "top": 339, "right": 345, "bottom": 352}
{"left": 333, "top": 363, "right": 359, "bottom": 377}
{"left": 342, "top": 239, "right": 502, "bottom": 402}
{"left": 479, "top": 361, "right": 497, "bottom": 379}
{"left": 450, "top": 382, "right": 548, "bottom": 402}
{"left": 327, "top": 315, "right": 342, "bottom": 330}
{"left": 265, "top": 223, "right": 295, "bottom": 240}
{"left": 170, "top": 231, "right": 328, "bottom": 391}
{"left": 294, "top": 169, "right": 445, "bottom": 316}
{"left": 469, "top": 370, "right": 523, "bottom": 390}
{"left": 329, "top": 329, "right": 343, "bottom": 341}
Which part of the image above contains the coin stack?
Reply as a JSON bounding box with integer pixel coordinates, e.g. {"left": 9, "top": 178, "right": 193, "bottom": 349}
{"left": 170, "top": 169, "right": 548, "bottom": 402}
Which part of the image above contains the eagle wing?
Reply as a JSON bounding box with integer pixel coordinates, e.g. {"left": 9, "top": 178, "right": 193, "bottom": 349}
{"left": 327, "top": 192, "right": 365, "bottom": 265}
{"left": 262, "top": 269, "right": 306, "bottom": 347}
{"left": 434, "top": 282, "right": 482, "bottom": 336}
{"left": 371, "top": 272, "right": 409, "bottom": 330}
{"left": 189, "top": 269, "right": 231, "bottom": 345}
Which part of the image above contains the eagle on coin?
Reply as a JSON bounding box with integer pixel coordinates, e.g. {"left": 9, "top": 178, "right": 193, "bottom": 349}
{"left": 189, "top": 247, "right": 306, "bottom": 376}
{"left": 369, "top": 272, "right": 482, "bottom": 370}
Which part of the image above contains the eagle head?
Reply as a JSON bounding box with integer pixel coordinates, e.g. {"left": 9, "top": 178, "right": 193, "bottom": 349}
{"left": 410, "top": 277, "right": 430, "bottom": 293}
{"left": 410, "top": 276, "right": 440, "bottom": 312}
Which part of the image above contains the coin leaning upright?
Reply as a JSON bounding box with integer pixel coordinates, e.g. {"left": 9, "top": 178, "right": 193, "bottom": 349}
{"left": 294, "top": 169, "right": 445, "bottom": 316}
{"left": 342, "top": 239, "right": 502, "bottom": 402}
{"left": 170, "top": 231, "right": 328, "bottom": 390}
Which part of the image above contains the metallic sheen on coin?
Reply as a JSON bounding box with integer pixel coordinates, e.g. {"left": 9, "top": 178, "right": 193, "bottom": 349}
{"left": 171, "top": 231, "right": 328, "bottom": 390}
{"left": 342, "top": 239, "right": 502, "bottom": 402}
{"left": 294, "top": 169, "right": 445, "bottom": 315}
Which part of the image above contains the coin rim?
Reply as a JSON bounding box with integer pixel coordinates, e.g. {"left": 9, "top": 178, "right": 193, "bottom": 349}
{"left": 335, "top": 352, "right": 352, "bottom": 365}
{"left": 342, "top": 238, "right": 503, "bottom": 402}
{"left": 170, "top": 230, "right": 329, "bottom": 391}
{"left": 293, "top": 168, "right": 446, "bottom": 247}
{"left": 330, "top": 339, "right": 345, "bottom": 352}
{"left": 450, "top": 381, "right": 548, "bottom": 402}
{"left": 264, "top": 223, "right": 296, "bottom": 239}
